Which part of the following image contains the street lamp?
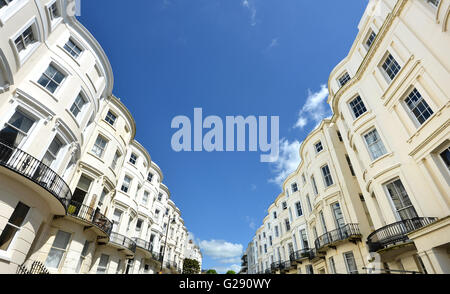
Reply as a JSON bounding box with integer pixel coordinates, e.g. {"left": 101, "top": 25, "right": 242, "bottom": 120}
{"left": 159, "top": 216, "right": 176, "bottom": 273}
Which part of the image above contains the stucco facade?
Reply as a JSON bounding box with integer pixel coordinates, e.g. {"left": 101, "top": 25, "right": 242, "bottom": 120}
{"left": 0, "top": 0, "right": 200, "bottom": 274}
{"left": 246, "top": 0, "right": 450, "bottom": 275}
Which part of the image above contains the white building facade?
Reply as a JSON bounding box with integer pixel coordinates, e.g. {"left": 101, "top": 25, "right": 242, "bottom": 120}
{"left": 0, "top": 0, "right": 199, "bottom": 274}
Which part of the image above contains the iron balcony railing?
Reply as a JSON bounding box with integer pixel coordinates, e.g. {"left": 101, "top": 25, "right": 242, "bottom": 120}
{"left": 308, "top": 248, "right": 318, "bottom": 260}
{"left": 110, "top": 232, "right": 136, "bottom": 253}
{"left": 314, "top": 223, "right": 361, "bottom": 250}
{"left": 0, "top": 142, "right": 71, "bottom": 211}
{"left": 270, "top": 261, "right": 282, "bottom": 271}
{"left": 264, "top": 269, "right": 271, "bottom": 274}
{"left": 280, "top": 260, "right": 291, "bottom": 271}
{"left": 289, "top": 248, "right": 310, "bottom": 262}
{"left": 67, "top": 200, "right": 113, "bottom": 236}
{"left": 367, "top": 217, "right": 438, "bottom": 252}
{"left": 132, "top": 238, "right": 162, "bottom": 261}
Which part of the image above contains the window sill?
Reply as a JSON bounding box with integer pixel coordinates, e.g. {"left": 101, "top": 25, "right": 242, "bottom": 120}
{"left": 406, "top": 103, "right": 448, "bottom": 144}
{"left": 369, "top": 152, "right": 394, "bottom": 168}
{"left": 57, "top": 44, "right": 82, "bottom": 67}
{"left": 87, "top": 151, "right": 105, "bottom": 164}
{"left": 30, "top": 80, "right": 60, "bottom": 102}
{"left": 0, "top": 0, "right": 28, "bottom": 26}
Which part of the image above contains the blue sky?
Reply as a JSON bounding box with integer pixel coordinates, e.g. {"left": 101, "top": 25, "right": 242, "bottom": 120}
{"left": 79, "top": 0, "right": 367, "bottom": 273}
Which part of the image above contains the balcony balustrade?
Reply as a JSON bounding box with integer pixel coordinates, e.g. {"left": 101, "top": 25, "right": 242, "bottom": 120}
{"left": 0, "top": 142, "right": 71, "bottom": 213}
{"left": 290, "top": 248, "right": 310, "bottom": 264}
{"left": 110, "top": 232, "right": 136, "bottom": 255}
{"left": 367, "top": 217, "right": 438, "bottom": 252}
{"left": 314, "top": 223, "right": 361, "bottom": 251}
{"left": 67, "top": 200, "right": 113, "bottom": 237}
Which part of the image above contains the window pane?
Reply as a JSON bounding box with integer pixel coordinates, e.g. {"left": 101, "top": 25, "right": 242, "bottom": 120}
{"left": 45, "top": 248, "right": 65, "bottom": 268}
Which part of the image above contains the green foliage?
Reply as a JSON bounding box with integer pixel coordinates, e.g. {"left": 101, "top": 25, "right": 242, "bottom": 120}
{"left": 182, "top": 258, "right": 200, "bottom": 274}
{"left": 205, "top": 269, "right": 218, "bottom": 274}
{"left": 226, "top": 270, "right": 236, "bottom": 274}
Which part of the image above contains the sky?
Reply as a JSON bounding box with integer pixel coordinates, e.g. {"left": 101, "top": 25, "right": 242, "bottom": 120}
{"left": 79, "top": 0, "right": 368, "bottom": 273}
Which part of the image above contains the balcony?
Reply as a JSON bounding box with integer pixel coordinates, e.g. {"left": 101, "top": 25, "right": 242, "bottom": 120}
{"left": 67, "top": 200, "right": 113, "bottom": 238}
{"left": 0, "top": 142, "right": 71, "bottom": 215}
{"left": 314, "top": 224, "right": 362, "bottom": 252}
{"left": 367, "top": 217, "right": 438, "bottom": 252}
{"left": 133, "top": 237, "right": 162, "bottom": 263}
{"left": 290, "top": 248, "right": 310, "bottom": 265}
{"left": 109, "top": 232, "right": 136, "bottom": 257}
{"left": 279, "top": 261, "right": 292, "bottom": 273}
{"left": 270, "top": 261, "right": 282, "bottom": 273}
{"left": 264, "top": 269, "right": 271, "bottom": 274}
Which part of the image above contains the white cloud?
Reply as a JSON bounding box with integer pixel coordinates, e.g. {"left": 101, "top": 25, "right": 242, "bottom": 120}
{"left": 242, "top": 0, "right": 257, "bottom": 26}
{"left": 269, "top": 38, "right": 279, "bottom": 49}
{"left": 219, "top": 257, "right": 242, "bottom": 264}
{"left": 199, "top": 239, "right": 243, "bottom": 261}
{"left": 215, "top": 264, "right": 242, "bottom": 274}
{"left": 294, "top": 84, "right": 331, "bottom": 130}
{"left": 269, "top": 138, "right": 302, "bottom": 186}
{"left": 245, "top": 216, "right": 256, "bottom": 230}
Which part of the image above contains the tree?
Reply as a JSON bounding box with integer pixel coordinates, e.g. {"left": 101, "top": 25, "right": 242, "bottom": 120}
{"left": 182, "top": 259, "right": 200, "bottom": 274}
{"left": 205, "top": 269, "right": 218, "bottom": 274}
{"left": 226, "top": 270, "right": 236, "bottom": 274}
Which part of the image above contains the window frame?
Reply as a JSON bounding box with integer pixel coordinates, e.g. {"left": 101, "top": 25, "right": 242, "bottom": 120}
{"left": 363, "top": 128, "right": 388, "bottom": 161}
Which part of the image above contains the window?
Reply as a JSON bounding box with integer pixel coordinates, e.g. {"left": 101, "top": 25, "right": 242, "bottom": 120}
{"left": 105, "top": 111, "right": 117, "bottom": 126}
{"left": 38, "top": 64, "right": 65, "bottom": 93}
{"left": 112, "top": 209, "right": 122, "bottom": 232}
{"left": 273, "top": 211, "right": 277, "bottom": 219}
{"left": 264, "top": 244, "right": 267, "bottom": 253}
{"left": 364, "top": 129, "right": 387, "bottom": 160}
{"left": 306, "top": 195, "right": 312, "bottom": 213}
{"left": 96, "top": 254, "right": 110, "bottom": 274}
{"left": 45, "top": 230, "right": 71, "bottom": 269}
{"left": 345, "top": 155, "right": 356, "bottom": 176}
{"left": 274, "top": 226, "right": 279, "bottom": 238}
{"left": 98, "top": 189, "right": 108, "bottom": 207}
{"left": 282, "top": 202, "right": 287, "bottom": 210}
{"left": 147, "top": 173, "right": 154, "bottom": 182}
{"left": 111, "top": 150, "right": 121, "bottom": 170}
{"left": 365, "top": 31, "right": 376, "bottom": 49}
{"left": 0, "top": 202, "right": 30, "bottom": 251}
{"left": 157, "top": 193, "right": 163, "bottom": 201}
{"left": 404, "top": 88, "right": 434, "bottom": 125}
{"left": 92, "top": 135, "right": 108, "bottom": 158}
{"left": 349, "top": 96, "right": 367, "bottom": 119}
{"left": 121, "top": 175, "right": 132, "bottom": 193}
{"left": 116, "top": 259, "right": 122, "bottom": 274}
{"left": 129, "top": 153, "right": 137, "bottom": 165}
{"left": 285, "top": 219, "right": 291, "bottom": 231}
{"left": 329, "top": 257, "right": 337, "bottom": 274}
{"left": 155, "top": 209, "right": 160, "bottom": 217}
{"left": 64, "top": 38, "right": 82, "bottom": 59}
{"left": 14, "top": 26, "right": 35, "bottom": 53}
{"left": 311, "top": 176, "right": 319, "bottom": 196}
{"left": 337, "top": 131, "right": 343, "bottom": 142}
{"left": 269, "top": 236, "right": 273, "bottom": 246}
{"left": 331, "top": 202, "right": 346, "bottom": 229}
{"left": 0, "top": 0, "right": 15, "bottom": 10}
{"left": 42, "top": 137, "right": 64, "bottom": 167}
{"left": 295, "top": 202, "right": 303, "bottom": 217}
{"left": 321, "top": 165, "right": 334, "bottom": 187}
{"left": 343, "top": 251, "right": 358, "bottom": 274}
{"left": 319, "top": 211, "right": 328, "bottom": 233}
{"left": 385, "top": 179, "right": 418, "bottom": 221}
{"left": 49, "top": 2, "right": 59, "bottom": 20}
{"left": 291, "top": 183, "right": 298, "bottom": 193}
{"left": 142, "top": 191, "right": 149, "bottom": 205}
{"left": 302, "top": 174, "right": 306, "bottom": 184}
{"left": 440, "top": 147, "right": 450, "bottom": 172}
{"left": 299, "top": 229, "right": 309, "bottom": 249}
{"left": 69, "top": 93, "right": 87, "bottom": 118}
{"left": 136, "top": 219, "right": 143, "bottom": 232}
{"left": 381, "top": 53, "right": 401, "bottom": 81}
{"left": 71, "top": 175, "right": 92, "bottom": 207}
{"left": 75, "top": 240, "right": 90, "bottom": 273}
{"left": 0, "top": 110, "right": 35, "bottom": 148}
{"left": 338, "top": 72, "right": 351, "bottom": 87}
{"left": 315, "top": 141, "right": 323, "bottom": 153}
{"left": 306, "top": 265, "right": 314, "bottom": 274}
{"left": 427, "top": 0, "right": 440, "bottom": 7}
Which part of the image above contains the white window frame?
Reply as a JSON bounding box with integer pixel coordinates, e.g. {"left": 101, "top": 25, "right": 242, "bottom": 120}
{"left": 363, "top": 128, "right": 388, "bottom": 161}
{"left": 0, "top": 202, "right": 30, "bottom": 259}
{"left": 45, "top": 230, "right": 72, "bottom": 270}
{"left": 9, "top": 17, "right": 41, "bottom": 66}
{"left": 402, "top": 87, "right": 434, "bottom": 127}
{"left": 91, "top": 134, "right": 108, "bottom": 158}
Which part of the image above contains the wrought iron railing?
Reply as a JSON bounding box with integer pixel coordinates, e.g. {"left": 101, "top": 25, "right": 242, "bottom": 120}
{"left": 314, "top": 223, "right": 361, "bottom": 250}
{"left": 290, "top": 248, "right": 310, "bottom": 262}
{"left": 67, "top": 200, "right": 113, "bottom": 236}
{"left": 270, "top": 261, "right": 282, "bottom": 271}
{"left": 132, "top": 238, "right": 161, "bottom": 261}
{"left": 16, "top": 261, "right": 50, "bottom": 274}
{"left": 0, "top": 142, "right": 71, "bottom": 211}
{"left": 367, "top": 217, "right": 438, "bottom": 252}
{"left": 308, "top": 248, "right": 317, "bottom": 260}
{"left": 110, "top": 232, "right": 136, "bottom": 253}
{"left": 264, "top": 269, "right": 271, "bottom": 274}
{"left": 280, "top": 260, "right": 291, "bottom": 271}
